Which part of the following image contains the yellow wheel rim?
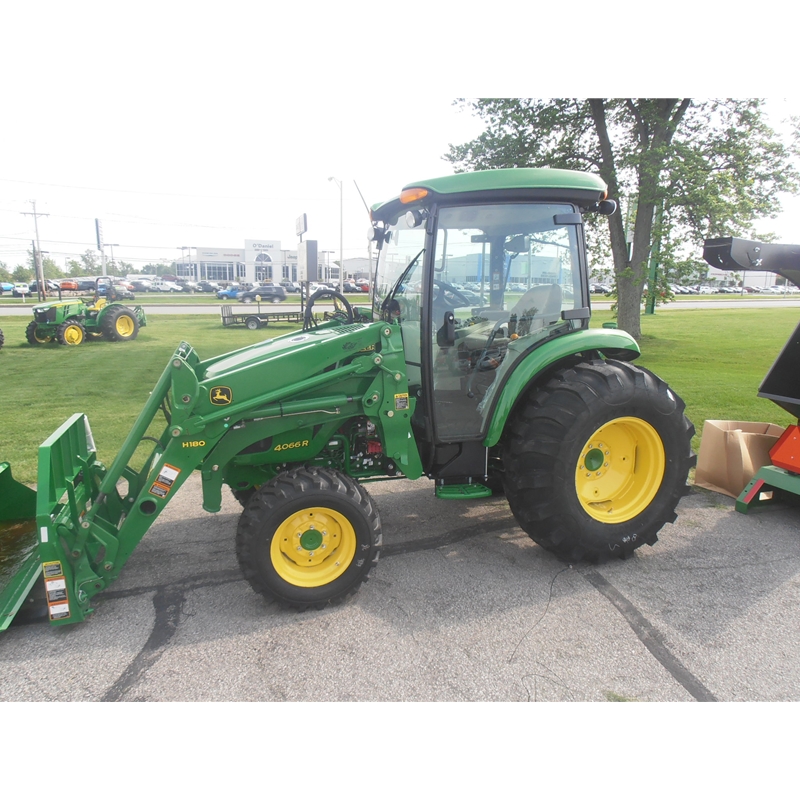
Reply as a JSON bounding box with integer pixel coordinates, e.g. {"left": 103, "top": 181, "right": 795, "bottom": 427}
{"left": 575, "top": 417, "right": 665, "bottom": 523}
{"left": 116, "top": 315, "right": 135, "bottom": 337}
{"left": 270, "top": 506, "right": 357, "bottom": 587}
{"left": 63, "top": 325, "right": 83, "bottom": 345}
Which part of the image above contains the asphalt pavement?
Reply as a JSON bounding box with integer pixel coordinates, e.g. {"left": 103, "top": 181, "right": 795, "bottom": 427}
{"left": 3, "top": 473, "right": 799, "bottom": 702}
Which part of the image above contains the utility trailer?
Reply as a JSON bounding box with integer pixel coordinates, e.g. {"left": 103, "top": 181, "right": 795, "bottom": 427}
{"left": 220, "top": 303, "right": 304, "bottom": 330}
{"left": 0, "top": 168, "right": 695, "bottom": 631}
{"left": 703, "top": 237, "right": 800, "bottom": 512}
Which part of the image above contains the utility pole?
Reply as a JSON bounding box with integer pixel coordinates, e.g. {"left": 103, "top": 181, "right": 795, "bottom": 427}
{"left": 21, "top": 200, "right": 48, "bottom": 301}
{"left": 328, "top": 177, "right": 344, "bottom": 293}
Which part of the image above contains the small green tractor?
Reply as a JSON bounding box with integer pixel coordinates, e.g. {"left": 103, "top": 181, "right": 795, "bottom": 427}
{"left": 0, "top": 168, "right": 695, "bottom": 630}
{"left": 25, "top": 277, "right": 146, "bottom": 346}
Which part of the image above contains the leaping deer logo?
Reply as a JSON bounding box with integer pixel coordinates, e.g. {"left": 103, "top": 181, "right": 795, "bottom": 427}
{"left": 210, "top": 386, "right": 233, "bottom": 405}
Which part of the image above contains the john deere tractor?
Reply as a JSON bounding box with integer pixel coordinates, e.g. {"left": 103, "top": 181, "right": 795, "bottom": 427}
{"left": 0, "top": 168, "right": 695, "bottom": 630}
{"left": 25, "top": 277, "right": 146, "bottom": 346}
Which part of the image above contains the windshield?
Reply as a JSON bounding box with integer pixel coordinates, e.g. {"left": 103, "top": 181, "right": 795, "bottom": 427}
{"left": 373, "top": 216, "right": 426, "bottom": 317}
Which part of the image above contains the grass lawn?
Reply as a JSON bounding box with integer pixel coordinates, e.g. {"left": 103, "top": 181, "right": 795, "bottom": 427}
{"left": 1, "top": 306, "right": 798, "bottom": 486}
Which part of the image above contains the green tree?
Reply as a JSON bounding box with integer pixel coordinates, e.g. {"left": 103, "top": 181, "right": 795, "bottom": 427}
{"left": 445, "top": 99, "right": 799, "bottom": 338}
{"left": 25, "top": 249, "right": 62, "bottom": 279}
{"left": 66, "top": 259, "right": 83, "bottom": 277}
{"left": 80, "top": 249, "right": 102, "bottom": 276}
{"left": 12, "top": 265, "right": 33, "bottom": 282}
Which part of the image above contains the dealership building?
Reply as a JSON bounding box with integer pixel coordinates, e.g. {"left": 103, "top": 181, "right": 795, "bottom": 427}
{"left": 173, "top": 240, "right": 346, "bottom": 285}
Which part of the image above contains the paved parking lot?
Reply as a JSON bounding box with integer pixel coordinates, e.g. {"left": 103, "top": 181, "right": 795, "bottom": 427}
{"left": 2, "top": 474, "right": 800, "bottom": 702}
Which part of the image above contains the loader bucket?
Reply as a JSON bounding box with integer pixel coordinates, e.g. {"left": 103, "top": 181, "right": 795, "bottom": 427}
{"left": 0, "top": 462, "right": 40, "bottom": 631}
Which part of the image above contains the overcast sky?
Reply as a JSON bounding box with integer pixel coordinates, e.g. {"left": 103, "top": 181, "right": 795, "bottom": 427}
{"left": 3, "top": 4, "right": 798, "bottom": 275}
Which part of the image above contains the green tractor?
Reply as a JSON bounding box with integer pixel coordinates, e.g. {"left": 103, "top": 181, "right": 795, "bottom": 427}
{"left": 25, "top": 277, "right": 146, "bottom": 346}
{"left": 0, "top": 168, "right": 695, "bottom": 630}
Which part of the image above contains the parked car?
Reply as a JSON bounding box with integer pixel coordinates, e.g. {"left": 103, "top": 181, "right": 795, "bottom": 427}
{"left": 176, "top": 280, "right": 199, "bottom": 293}
{"left": 155, "top": 281, "right": 183, "bottom": 292}
{"left": 590, "top": 283, "right": 612, "bottom": 294}
{"left": 698, "top": 286, "right": 714, "bottom": 294}
{"left": 97, "top": 283, "right": 136, "bottom": 300}
{"left": 13, "top": 283, "right": 31, "bottom": 297}
{"left": 0, "top": 281, "right": 13, "bottom": 294}
{"left": 217, "top": 284, "right": 246, "bottom": 299}
{"left": 130, "top": 279, "right": 153, "bottom": 292}
{"left": 196, "top": 281, "right": 220, "bottom": 293}
{"left": 28, "top": 279, "right": 62, "bottom": 294}
{"left": 58, "top": 279, "right": 79, "bottom": 291}
{"left": 238, "top": 284, "right": 287, "bottom": 304}
{"left": 280, "top": 280, "right": 301, "bottom": 293}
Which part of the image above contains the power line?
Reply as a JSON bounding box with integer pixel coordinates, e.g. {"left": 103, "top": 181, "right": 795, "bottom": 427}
{"left": 0, "top": 176, "right": 337, "bottom": 204}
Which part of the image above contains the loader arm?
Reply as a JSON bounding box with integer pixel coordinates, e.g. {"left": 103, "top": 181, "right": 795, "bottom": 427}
{"left": 5, "top": 319, "right": 422, "bottom": 628}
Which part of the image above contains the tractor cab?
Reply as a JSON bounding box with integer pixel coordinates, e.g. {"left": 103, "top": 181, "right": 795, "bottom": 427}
{"left": 370, "top": 168, "right": 615, "bottom": 478}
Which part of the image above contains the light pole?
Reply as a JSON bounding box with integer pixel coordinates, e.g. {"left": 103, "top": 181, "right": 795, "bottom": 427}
{"left": 328, "top": 176, "right": 344, "bottom": 292}
{"left": 178, "top": 246, "right": 190, "bottom": 278}
{"left": 106, "top": 244, "right": 119, "bottom": 276}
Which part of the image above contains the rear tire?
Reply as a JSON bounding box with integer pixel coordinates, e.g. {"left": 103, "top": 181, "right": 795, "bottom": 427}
{"left": 503, "top": 359, "right": 695, "bottom": 562}
{"left": 236, "top": 467, "right": 381, "bottom": 609}
{"left": 101, "top": 306, "right": 140, "bottom": 341}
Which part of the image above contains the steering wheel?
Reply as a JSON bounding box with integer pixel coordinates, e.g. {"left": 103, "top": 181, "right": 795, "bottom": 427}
{"left": 303, "top": 289, "right": 354, "bottom": 330}
{"left": 432, "top": 279, "right": 471, "bottom": 308}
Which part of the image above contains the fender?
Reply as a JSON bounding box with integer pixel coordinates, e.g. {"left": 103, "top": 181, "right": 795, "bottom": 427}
{"left": 482, "top": 327, "right": 640, "bottom": 447}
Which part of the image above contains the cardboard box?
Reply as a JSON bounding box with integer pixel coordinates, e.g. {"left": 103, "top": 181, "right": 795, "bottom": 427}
{"left": 694, "top": 420, "right": 785, "bottom": 498}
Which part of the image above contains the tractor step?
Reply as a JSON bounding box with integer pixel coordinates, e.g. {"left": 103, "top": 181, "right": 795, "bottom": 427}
{"left": 435, "top": 483, "right": 493, "bottom": 500}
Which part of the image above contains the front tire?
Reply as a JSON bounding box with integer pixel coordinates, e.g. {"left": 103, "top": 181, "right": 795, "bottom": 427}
{"left": 236, "top": 467, "right": 381, "bottom": 609}
{"left": 57, "top": 319, "right": 86, "bottom": 346}
{"left": 503, "top": 359, "right": 695, "bottom": 562}
{"left": 26, "top": 320, "right": 52, "bottom": 344}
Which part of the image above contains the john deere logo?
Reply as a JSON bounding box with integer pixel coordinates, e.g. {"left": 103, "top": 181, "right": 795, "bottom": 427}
{"left": 210, "top": 386, "right": 233, "bottom": 405}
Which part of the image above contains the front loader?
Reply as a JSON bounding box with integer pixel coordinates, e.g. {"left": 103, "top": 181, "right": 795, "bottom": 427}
{"left": 1, "top": 168, "right": 695, "bottom": 630}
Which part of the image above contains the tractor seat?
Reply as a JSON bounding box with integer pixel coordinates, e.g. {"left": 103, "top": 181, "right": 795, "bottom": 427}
{"left": 86, "top": 297, "right": 108, "bottom": 313}
{"left": 511, "top": 283, "right": 563, "bottom": 321}
{"left": 458, "top": 284, "right": 563, "bottom": 350}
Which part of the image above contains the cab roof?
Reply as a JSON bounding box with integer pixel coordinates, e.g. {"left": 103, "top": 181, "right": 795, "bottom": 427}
{"left": 371, "top": 168, "right": 608, "bottom": 223}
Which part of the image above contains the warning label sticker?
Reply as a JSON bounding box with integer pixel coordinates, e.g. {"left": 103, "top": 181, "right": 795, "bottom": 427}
{"left": 157, "top": 464, "right": 180, "bottom": 488}
{"left": 49, "top": 602, "right": 71, "bottom": 620}
{"left": 149, "top": 463, "right": 181, "bottom": 498}
{"left": 394, "top": 393, "right": 409, "bottom": 410}
{"left": 43, "top": 561, "right": 64, "bottom": 579}
{"left": 45, "top": 578, "right": 67, "bottom": 603}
